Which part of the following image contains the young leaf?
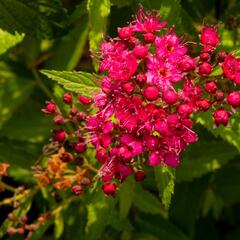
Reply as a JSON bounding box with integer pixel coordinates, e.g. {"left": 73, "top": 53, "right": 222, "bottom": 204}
{"left": 154, "top": 166, "right": 175, "bottom": 208}
{"left": 41, "top": 70, "right": 100, "bottom": 97}
{"left": 0, "top": 29, "right": 24, "bottom": 55}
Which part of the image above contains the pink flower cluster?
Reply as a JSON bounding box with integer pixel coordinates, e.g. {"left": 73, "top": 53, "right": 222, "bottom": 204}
{"left": 43, "top": 7, "right": 240, "bottom": 196}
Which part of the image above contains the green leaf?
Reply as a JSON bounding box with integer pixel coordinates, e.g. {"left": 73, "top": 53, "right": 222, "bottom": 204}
{"left": 0, "top": 29, "right": 24, "bottom": 55}
{"left": 135, "top": 213, "right": 190, "bottom": 240}
{"left": 154, "top": 166, "right": 175, "bottom": 208}
{"left": 169, "top": 177, "right": 209, "bottom": 237}
{"left": 0, "top": 100, "right": 51, "bottom": 143}
{"left": 119, "top": 176, "right": 135, "bottom": 219}
{"left": 30, "top": 219, "right": 54, "bottom": 240}
{"left": 160, "top": 0, "right": 181, "bottom": 26}
{"left": 0, "top": 138, "right": 41, "bottom": 168}
{"left": 54, "top": 213, "right": 64, "bottom": 239}
{"left": 45, "top": 10, "right": 89, "bottom": 70}
{"left": 87, "top": 0, "right": 111, "bottom": 70}
{"left": 41, "top": 70, "right": 100, "bottom": 97}
{"left": 133, "top": 185, "right": 165, "bottom": 215}
{"left": 195, "top": 111, "right": 240, "bottom": 151}
{"left": 85, "top": 190, "right": 115, "bottom": 240}
{"left": 213, "top": 161, "right": 240, "bottom": 206}
{"left": 0, "top": 0, "right": 68, "bottom": 38}
{"left": 0, "top": 62, "right": 34, "bottom": 128}
{"left": 177, "top": 134, "right": 238, "bottom": 182}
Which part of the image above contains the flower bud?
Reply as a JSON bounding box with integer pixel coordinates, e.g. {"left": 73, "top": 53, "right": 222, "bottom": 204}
{"left": 162, "top": 90, "right": 178, "bottom": 105}
{"left": 53, "top": 115, "right": 64, "bottom": 125}
{"left": 227, "top": 92, "right": 240, "bottom": 108}
{"left": 136, "top": 73, "right": 147, "bottom": 84}
{"left": 71, "top": 185, "right": 83, "bottom": 195}
{"left": 133, "top": 44, "right": 148, "bottom": 59}
{"left": 199, "top": 62, "right": 212, "bottom": 75}
{"left": 73, "top": 141, "right": 86, "bottom": 153}
{"left": 70, "top": 107, "right": 78, "bottom": 116}
{"left": 177, "top": 103, "right": 193, "bottom": 118}
{"left": 53, "top": 129, "right": 66, "bottom": 142}
{"left": 144, "top": 86, "right": 159, "bottom": 101}
{"left": 213, "top": 108, "right": 229, "bottom": 126}
{"left": 96, "top": 148, "right": 108, "bottom": 164}
{"left": 81, "top": 177, "right": 91, "bottom": 186}
{"left": 63, "top": 92, "right": 73, "bottom": 104}
{"left": 42, "top": 101, "right": 56, "bottom": 114}
{"left": 122, "top": 82, "right": 135, "bottom": 95}
{"left": 200, "top": 52, "right": 210, "bottom": 62}
{"left": 78, "top": 95, "right": 92, "bottom": 105}
{"left": 196, "top": 99, "right": 211, "bottom": 111}
{"left": 215, "top": 90, "right": 224, "bottom": 101}
{"left": 118, "top": 26, "right": 133, "bottom": 39}
{"left": 200, "top": 27, "right": 219, "bottom": 47}
{"left": 180, "top": 56, "right": 196, "bottom": 72}
{"left": 102, "top": 182, "right": 117, "bottom": 196}
{"left": 60, "top": 152, "right": 73, "bottom": 162}
{"left": 205, "top": 81, "right": 217, "bottom": 94}
{"left": 134, "top": 170, "right": 145, "bottom": 182}
{"left": 143, "top": 32, "right": 155, "bottom": 43}
{"left": 216, "top": 51, "right": 227, "bottom": 62}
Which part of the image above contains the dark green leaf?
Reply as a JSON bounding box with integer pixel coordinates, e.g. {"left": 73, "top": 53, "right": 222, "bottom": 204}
{"left": 0, "top": 0, "right": 68, "bottom": 38}
{"left": 135, "top": 213, "right": 190, "bottom": 240}
{"left": 119, "top": 176, "right": 135, "bottom": 219}
{"left": 177, "top": 134, "right": 238, "bottom": 182}
{"left": 0, "top": 100, "right": 51, "bottom": 143}
{"left": 0, "top": 138, "right": 41, "bottom": 168}
{"left": 169, "top": 177, "right": 209, "bottom": 237}
{"left": 0, "top": 62, "right": 34, "bottom": 128}
{"left": 85, "top": 190, "right": 116, "bottom": 240}
{"left": 133, "top": 185, "right": 165, "bottom": 215}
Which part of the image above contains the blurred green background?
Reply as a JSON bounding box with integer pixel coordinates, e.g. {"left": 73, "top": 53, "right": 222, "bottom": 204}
{"left": 0, "top": 0, "right": 240, "bottom": 239}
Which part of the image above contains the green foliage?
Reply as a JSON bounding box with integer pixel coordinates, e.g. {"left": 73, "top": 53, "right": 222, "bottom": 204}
{"left": 0, "top": 1, "right": 240, "bottom": 240}
{"left": 41, "top": 70, "right": 100, "bottom": 97}
{"left": 119, "top": 176, "right": 135, "bottom": 219}
{"left": 0, "top": 0, "right": 68, "bottom": 38}
{"left": 87, "top": 0, "right": 110, "bottom": 70}
{"left": 133, "top": 184, "right": 165, "bottom": 215}
{"left": 154, "top": 166, "right": 175, "bottom": 208}
{"left": 0, "top": 29, "right": 24, "bottom": 55}
{"left": 176, "top": 131, "right": 239, "bottom": 182}
{"left": 0, "top": 62, "right": 34, "bottom": 128}
{"left": 85, "top": 191, "right": 115, "bottom": 240}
